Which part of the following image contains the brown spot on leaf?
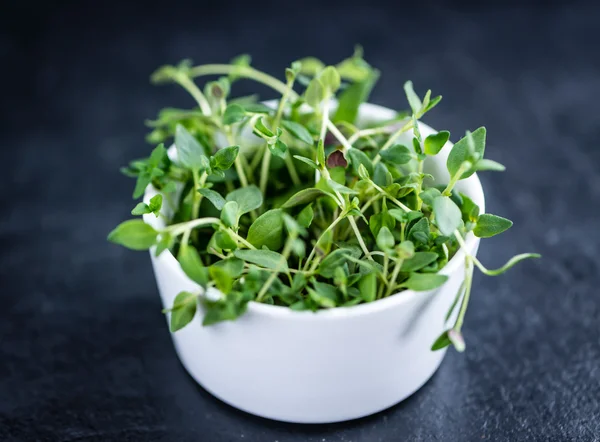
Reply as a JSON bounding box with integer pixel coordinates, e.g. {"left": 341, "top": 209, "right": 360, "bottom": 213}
{"left": 327, "top": 150, "right": 348, "bottom": 168}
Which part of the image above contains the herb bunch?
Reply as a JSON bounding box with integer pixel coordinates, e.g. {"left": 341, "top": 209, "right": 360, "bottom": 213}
{"left": 108, "top": 48, "right": 539, "bottom": 351}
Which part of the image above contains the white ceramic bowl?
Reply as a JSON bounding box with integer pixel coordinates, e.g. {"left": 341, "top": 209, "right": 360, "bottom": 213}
{"left": 143, "top": 103, "right": 485, "bottom": 423}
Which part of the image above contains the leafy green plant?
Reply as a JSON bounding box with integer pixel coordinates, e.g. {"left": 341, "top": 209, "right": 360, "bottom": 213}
{"left": 108, "top": 48, "right": 540, "bottom": 351}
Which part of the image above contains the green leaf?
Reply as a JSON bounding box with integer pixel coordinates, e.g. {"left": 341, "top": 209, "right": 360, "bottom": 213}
{"left": 305, "top": 77, "right": 324, "bottom": 107}
{"left": 133, "top": 173, "right": 151, "bottom": 199}
{"left": 244, "top": 102, "right": 272, "bottom": 114}
{"left": 459, "top": 193, "right": 480, "bottom": 223}
{"left": 169, "top": 291, "right": 198, "bottom": 332}
{"left": 447, "top": 127, "right": 486, "bottom": 179}
{"left": 175, "top": 124, "right": 210, "bottom": 171}
{"left": 107, "top": 220, "right": 158, "bottom": 250}
{"left": 247, "top": 209, "right": 284, "bottom": 251}
{"left": 214, "top": 230, "right": 238, "bottom": 250}
{"left": 431, "top": 330, "right": 451, "bottom": 351}
{"left": 333, "top": 70, "right": 379, "bottom": 124}
{"left": 198, "top": 188, "right": 226, "bottom": 210}
{"left": 229, "top": 54, "right": 251, "bottom": 81}
{"left": 370, "top": 211, "right": 396, "bottom": 237}
{"left": 291, "top": 272, "right": 307, "bottom": 292}
{"left": 162, "top": 181, "right": 177, "bottom": 193}
{"left": 320, "top": 66, "right": 341, "bottom": 93}
{"left": 407, "top": 217, "right": 430, "bottom": 245}
{"left": 318, "top": 247, "right": 361, "bottom": 278}
{"left": 373, "top": 163, "right": 393, "bottom": 187}
{"left": 388, "top": 209, "right": 422, "bottom": 224}
{"left": 308, "top": 281, "right": 339, "bottom": 308}
{"left": 282, "top": 188, "right": 328, "bottom": 209}
{"left": 433, "top": 196, "right": 462, "bottom": 236}
{"left": 278, "top": 212, "right": 303, "bottom": 235}
{"left": 220, "top": 201, "right": 239, "bottom": 228}
{"left": 297, "top": 57, "right": 325, "bottom": 75}
{"left": 424, "top": 95, "right": 442, "bottom": 113}
{"left": 327, "top": 179, "right": 357, "bottom": 195}
{"left": 234, "top": 249, "right": 288, "bottom": 272}
{"left": 268, "top": 136, "right": 287, "bottom": 158}
{"left": 358, "top": 272, "right": 377, "bottom": 302}
{"left": 131, "top": 202, "right": 151, "bottom": 216}
{"left": 211, "top": 145, "right": 239, "bottom": 171}
{"left": 202, "top": 296, "right": 248, "bottom": 326}
{"left": 293, "top": 155, "right": 319, "bottom": 170}
{"left": 223, "top": 104, "right": 247, "bottom": 125}
{"left": 376, "top": 226, "right": 395, "bottom": 251}
{"left": 379, "top": 144, "right": 412, "bottom": 164}
{"left": 396, "top": 240, "right": 415, "bottom": 259}
{"left": 347, "top": 148, "right": 374, "bottom": 177}
{"left": 401, "top": 273, "right": 448, "bottom": 291}
{"left": 281, "top": 120, "right": 313, "bottom": 145}
{"left": 178, "top": 245, "right": 209, "bottom": 287}
{"left": 475, "top": 159, "right": 506, "bottom": 172}
{"left": 424, "top": 131, "right": 450, "bottom": 155}
{"left": 419, "top": 188, "right": 442, "bottom": 207}
{"left": 226, "top": 185, "right": 263, "bottom": 215}
{"left": 209, "top": 265, "right": 233, "bottom": 293}
{"left": 297, "top": 204, "right": 314, "bottom": 228}
{"left": 357, "top": 164, "right": 370, "bottom": 181}
{"left": 400, "top": 252, "right": 439, "bottom": 272}
{"left": 254, "top": 117, "right": 274, "bottom": 137}
{"left": 404, "top": 81, "right": 422, "bottom": 114}
{"left": 148, "top": 194, "right": 163, "bottom": 216}
{"left": 155, "top": 233, "right": 173, "bottom": 257}
{"left": 212, "top": 257, "right": 244, "bottom": 278}
{"left": 473, "top": 214, "right": 513, "bottom": 238}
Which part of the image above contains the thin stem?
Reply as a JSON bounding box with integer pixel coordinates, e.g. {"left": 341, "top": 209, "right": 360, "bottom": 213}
{"left": 227, "top": 229, "right": 256, "bottom": 250}
{"left": 326, "top": 120, "right": 353, "bottom": 152}
{"left": 175, "top": 75, "right": 212, "bottom": 116}
{"left": 284, "top": 154, "right": 301, "bottom": 187}
{"left": 224, "top": 129, "right": 250, "bottom": 188}
{"left": 256, "top": 234, "right": 296, "bottom": 302}
{"left": 454, "top": 258, "right": 473, "bottom": 331}
{"left": 385, "top": 258, "right": 404, "bottom": 297}
{"left": 319, "top": 166, "right": 345, "bottom": 208}
{"left": 378, "top": 255, "right": 390, "bottom": 299}
{"left": 181, "top": 228, "right": 192, "bottom": 248}
{"left": 271, "top": 82, "right": 302, "bottom": 188}
{"left": 472, "top": 253, "right": 541, "bottom": 276}
{"left": 192, "top": 171, "right": 208, "bottom": 220}
{"left": 259, "top": 146, "right": 271, "bottom": 198}
{"left": 416, "top": 160, "right": 424, "bottom": 210}
{"left": 189, "top": 64, "right": 297, "bottom": 99}
{"left": 168, "top": 217, "right": 220, "bottom": 237}
{"left": 348, "top": 126, "right": 392, "bottom": 145}
{"left": 442, "top": 162, "right": 470, "bottom": 196}
{"left": 348, "top": 216, "right": 374, "bottom": 262}
{"left": 303, "top": 214, "right": 345, "bottom": 271}
{"left": 274, "top": 82, "right": 292, "bottom": 127}
{"left": 249, "top": 144, "right": 266, "bottom": 172}
{"left": 340, "top": 193, "right": 382, "bottom": 240}
{"left": 370, "top": 181, "right": 411, "bottom": 212}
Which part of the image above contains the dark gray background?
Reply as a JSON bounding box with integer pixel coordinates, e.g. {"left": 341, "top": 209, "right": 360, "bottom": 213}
{"left": 2, "top": 1, "right": 599, "bottom": 440}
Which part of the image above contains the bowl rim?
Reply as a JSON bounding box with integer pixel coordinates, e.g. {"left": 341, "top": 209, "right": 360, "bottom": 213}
{"left": 144, "top": 102, "right": 485, "bottom": 319}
